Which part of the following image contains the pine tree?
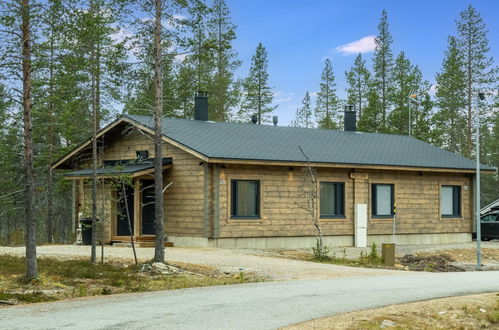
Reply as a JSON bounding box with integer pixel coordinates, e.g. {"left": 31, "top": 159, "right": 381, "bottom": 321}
{"left": 456, "top": 5, "right": 498, "bottom": 156}
{"left": 183, "top": 0, "right": 212, "bottom": 93}
{"left": 345, "top": 53, "right": 370, "bottom": 119}
{"left": 152, "top": 0, "right": 165, "bottom": 262}
{"left": 240, "top": 42, "right": 275, "bottom": 124}
{"left": 433, "top": 36, "right": 467, "bottom": 154}
{"left": 315, "top": 58, "right": 340, "bottom": 129}
{"left": 358, "top": 88, "right": 382, "bottom": 132}
{"left": 388, "top": 52, "right": 420, "bottom": 135}
{"left": 412, "top": 91, "right": 434, "bottom": 143}
{"left": 291, "top": 91, "right": 314, "bottom": 128}
{"left": 207, "top": 0, "right": 240, "bottom": 121}
{"left": 373, "top": 9, "right": 394, "bottom": 131}
{"left": 0, "top": 0, "right": 39, "bottom": 279}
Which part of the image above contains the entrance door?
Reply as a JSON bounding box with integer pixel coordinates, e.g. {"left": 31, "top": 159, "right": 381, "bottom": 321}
{"left": 117, "top": 184, "right": 134, "bottom": 236}
{"left": 141, "top": 180, "right": 156, "bottom": 235}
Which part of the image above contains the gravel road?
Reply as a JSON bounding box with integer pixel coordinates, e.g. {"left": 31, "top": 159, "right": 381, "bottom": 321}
{"left": 1, "top": 271, "right": 498, "bottom": 330}
{"left": 0, "top": 245, "right": 403, "bottom": 280}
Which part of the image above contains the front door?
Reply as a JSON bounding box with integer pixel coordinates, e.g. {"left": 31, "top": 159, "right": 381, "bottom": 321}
{"left": 141, "top": 180, "right": 156, "bottom": 235}
{"left": 117, "top": 184, "right": 134, "bottom": 236}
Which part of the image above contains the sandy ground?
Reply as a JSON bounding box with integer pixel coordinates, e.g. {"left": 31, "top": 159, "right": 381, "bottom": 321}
{"left": 284, "top": 293, "right": 499, "bottom": 329}
{"left": 0, "top": 245, "right": 403, "bottom": 281}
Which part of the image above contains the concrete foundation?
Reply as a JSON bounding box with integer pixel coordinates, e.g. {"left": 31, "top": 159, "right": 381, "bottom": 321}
{"left": 168, "top": 233, "right": 471, "bottom": 249}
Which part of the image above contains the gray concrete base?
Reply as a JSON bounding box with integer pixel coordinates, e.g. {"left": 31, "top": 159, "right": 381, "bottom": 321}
{"left": 367, "top": 233, "right": 472, "bottom": 246}
{"left": 168, "top": 233, "right": 471, "bottom": 249}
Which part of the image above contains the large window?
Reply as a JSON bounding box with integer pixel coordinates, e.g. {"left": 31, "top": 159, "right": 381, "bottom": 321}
{"left": 320, "top": 182, "right": 345, "bottom": 218}
{"left": 441, "top": 185, "right": 461, "bottom": 217}
{"left": 372, "top": 184, "right": 394, "bottom": 217}
{"left": 231, "top": 180, "right": 260, "bottom": 218}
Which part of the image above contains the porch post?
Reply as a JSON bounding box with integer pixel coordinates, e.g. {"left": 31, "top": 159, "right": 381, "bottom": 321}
{"left": 133, "top": 178, "right": 140, "bottom": 237}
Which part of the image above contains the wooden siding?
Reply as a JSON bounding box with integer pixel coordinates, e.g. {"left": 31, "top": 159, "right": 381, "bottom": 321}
{"left": 75, "top": 127, "right": 473, "bottom": 241}
{"left": 217, "top": 164, "right": 472, "bottom": 238}
{"left": 86, "top": 130, "right": 205, "bottom": 238}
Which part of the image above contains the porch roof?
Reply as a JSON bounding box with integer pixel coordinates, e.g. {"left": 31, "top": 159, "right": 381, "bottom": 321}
{"left": 65, "top": 158, "right": 172, "bottom": 179}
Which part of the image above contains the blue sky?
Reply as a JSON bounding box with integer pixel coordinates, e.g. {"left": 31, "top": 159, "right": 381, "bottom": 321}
{"left": 227, "top": 0, "right": 498, "bottom": 125}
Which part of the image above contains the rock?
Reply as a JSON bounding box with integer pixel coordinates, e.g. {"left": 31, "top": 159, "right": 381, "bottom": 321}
{"left": 151, "top": 262, "right": 183, "bottom": 275}
{"left": 438, "top": 311, "right": 447, "bottom": 314}
{"left": 479, "top": 308, "right": 486, "bottom": 313}
{"left": 380, "top": 319, "right": 395, "bottom": 328}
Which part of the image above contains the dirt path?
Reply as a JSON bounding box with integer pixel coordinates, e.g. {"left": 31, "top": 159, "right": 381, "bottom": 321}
{"left": 285, "top": 293, "right": 499, "bottom": 329}
{"left": 0, "top": 245, "right": 403, "bottom": 281}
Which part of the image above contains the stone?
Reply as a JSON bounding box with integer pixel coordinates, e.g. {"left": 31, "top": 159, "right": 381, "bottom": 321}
{"left": 380, "top": 319, "right": 395, "bottom": 328}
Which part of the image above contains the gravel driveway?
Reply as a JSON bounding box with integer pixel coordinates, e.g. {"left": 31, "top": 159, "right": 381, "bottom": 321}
{"left": 0, "top": 245, "right": 402, "bottom": 281}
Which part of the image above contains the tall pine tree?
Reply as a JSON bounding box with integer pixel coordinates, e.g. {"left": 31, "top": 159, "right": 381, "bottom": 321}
{"left": 315, "top": 58, "right": 340, "bottom": 129}
{"left": 456, "top": 5, "right": 497, "bottom": 156}
{"left": 207, "top": 0, "right": 240, "bottom": 121}
{"left": 345, "top": 53, "right": 370, "bottom": 120}
{"left": 433, "top": 36, "right": 467, "bottom": 154}
{"left": 240, "top": 42, "right": 275, "bottom": 124}
{"left": 373, "top": 9, "right": 394, "bottom": 131}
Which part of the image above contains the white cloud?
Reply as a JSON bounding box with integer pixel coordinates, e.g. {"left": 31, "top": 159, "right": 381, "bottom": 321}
{"left": 335, "top": 35, "right": 376, "bottom": 55}
{"left": 273, "top": 91, "right": 294, "bottom": 103}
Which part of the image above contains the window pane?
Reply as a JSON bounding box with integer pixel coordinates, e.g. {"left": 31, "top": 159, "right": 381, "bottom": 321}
{"left": 236, "top": 181, "right": 258, "bottom": 217}
{"left": 320, "top": 183, "right": 336, "bottom": 216}
{"left": 441, "top": 186, "right": 453, "bottom": 215}
{"left": 376, "top": 185, "right": 392, "bottom": 216}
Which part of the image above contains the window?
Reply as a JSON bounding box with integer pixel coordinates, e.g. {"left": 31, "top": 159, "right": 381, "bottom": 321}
{"left": 372, "top": 184, "right": 394, "bottom": 217}
{"left": 441, "top": 185, "right": 461, "bottom": 217}
{"left": 320, "top": 182, "right": 345, "bottom": 218}
{"left": 231, "top": 180, "right": 260, "bottom": 218}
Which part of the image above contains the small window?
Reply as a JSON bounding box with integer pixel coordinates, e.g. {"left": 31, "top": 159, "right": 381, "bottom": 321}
{"left": 231, "top": 180, "right": 260, "bottom": 218}
{"left": 441, "top": 185, "right": 461, "bottom": 217}
{"left": 372, "top": 184, "right": 394, "bottom": 217}
{"left": 320, "top": 182, "right": 345, "bottom": 218}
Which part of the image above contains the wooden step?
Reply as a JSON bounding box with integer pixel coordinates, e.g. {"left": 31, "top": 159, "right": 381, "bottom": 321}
{"left": 138, "top": 242, "right": 174, "bottom": 248}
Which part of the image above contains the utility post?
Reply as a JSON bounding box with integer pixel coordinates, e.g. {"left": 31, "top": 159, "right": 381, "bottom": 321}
{"left": 475, "top": 92, "right": 485, "bottom": 270}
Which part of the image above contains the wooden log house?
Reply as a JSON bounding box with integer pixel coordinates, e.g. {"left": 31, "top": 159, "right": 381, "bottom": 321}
{"left": 52, "top": 93, "right": 496, "bottom": 248}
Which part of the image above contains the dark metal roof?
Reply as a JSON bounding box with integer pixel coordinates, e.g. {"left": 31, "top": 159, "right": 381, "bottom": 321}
{"left": 124, "top": 114, "right": 495, "bottom": 172}
{"left": 65, "top": 158, "right": 172, "bottom": 177}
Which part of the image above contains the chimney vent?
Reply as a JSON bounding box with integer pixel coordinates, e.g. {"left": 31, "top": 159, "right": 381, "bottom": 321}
{"left": 272, "top": 116, "right": 278, "bottom": 126}
{"left": 251, "top": 114, "right": 258, "bottom": 124}
{"left": 194, "top": 91, "right": 208, "bottom": 121}
{"left": 344, "top": 105, "right": 357, "bottom": 131}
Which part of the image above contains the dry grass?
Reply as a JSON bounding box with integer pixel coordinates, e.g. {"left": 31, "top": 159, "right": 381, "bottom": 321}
{"left": 284, "top": 293, "right": 499, "bottom": 330}
{"left": 0, "top": 255, "right": 262, "bottom": 305}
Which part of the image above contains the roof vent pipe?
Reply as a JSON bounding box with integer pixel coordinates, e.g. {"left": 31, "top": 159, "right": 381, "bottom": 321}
{"left": 251, "top": 114, "right": 258, "bottom": 124}
{"left": 194, "top": 91, "right": 208, "bottom": 121}
{"left": 272, "top": 116, "right": 278, "bottom": 126}
{"left": 344, "top": 105, "right": 357, "bottom": 131}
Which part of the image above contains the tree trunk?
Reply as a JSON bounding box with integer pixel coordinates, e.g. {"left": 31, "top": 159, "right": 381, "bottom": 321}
{"left": 46, "top": 27, "right": 55, "bottom": 244}
{"left": 90, "top": 45, "right": 97, "bottom": 263}
{"left": 466, "top": 44, "right": 472, "bottom": 157}
{"left": 22, "top": 0, "right": 38, "bottom": 280}
{"left": 153, "top": 0, "right": 165, "bottom": 262}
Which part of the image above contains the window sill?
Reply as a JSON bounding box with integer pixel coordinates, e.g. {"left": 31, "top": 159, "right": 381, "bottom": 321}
{"left": 230, "top": 216, "right": 261, "bottom": 220}
{"left": 371, "top": 215, "right": 395, "bottom": 219}
{"left": 441, "top": 215, "right": 462, "bottom": 219}
{"left": 320, "top": 216, "right": 347, "bottom": 221}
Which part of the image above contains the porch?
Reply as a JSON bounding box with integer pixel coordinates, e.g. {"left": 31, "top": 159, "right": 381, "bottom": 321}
{"left": 66, "top": 158, "right": 172, "bottom": 244}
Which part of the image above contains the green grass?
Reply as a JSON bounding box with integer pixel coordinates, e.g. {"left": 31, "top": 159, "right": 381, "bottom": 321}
{"left": 308, "top": 244, "right": 384, "bottom": 268}
{"left": 0, "top": 255, "right": 258, "bottom": 304}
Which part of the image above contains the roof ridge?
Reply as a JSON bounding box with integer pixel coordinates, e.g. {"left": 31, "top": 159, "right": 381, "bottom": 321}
{"left": 123, "top": 113, "right": 418, "bottom": 139}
